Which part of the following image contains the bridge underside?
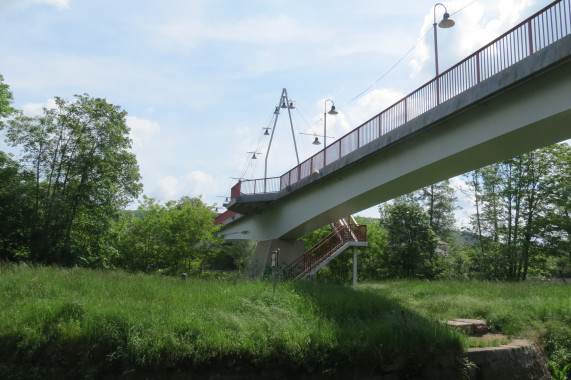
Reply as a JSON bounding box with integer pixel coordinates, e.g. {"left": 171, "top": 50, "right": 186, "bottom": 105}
{"left": 223, "top": 35, "right": 571, "bottom": 241}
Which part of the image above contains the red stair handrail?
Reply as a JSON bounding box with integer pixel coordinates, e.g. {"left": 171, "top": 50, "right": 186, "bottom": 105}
{"left": 285, "top": 222, "right": 367, "bottom": 279}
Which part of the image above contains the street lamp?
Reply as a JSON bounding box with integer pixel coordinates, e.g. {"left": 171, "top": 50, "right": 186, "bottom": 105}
{"left": 322, "top": 99, "right": 338, "bottom": 167}
{"left": 433, "top": 3, "right": 455, "bottom": 77}
{"left": 312, "top": 136, "right": 321, "bottom": 145}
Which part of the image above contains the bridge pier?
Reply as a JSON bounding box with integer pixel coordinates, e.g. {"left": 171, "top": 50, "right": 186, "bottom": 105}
{"left": 247, "top": 239, "right": 305, "bottom": 280}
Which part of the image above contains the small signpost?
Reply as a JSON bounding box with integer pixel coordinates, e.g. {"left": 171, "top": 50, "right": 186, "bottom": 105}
{"left": 271, "top": 249, "right": 280, "bottom": 293}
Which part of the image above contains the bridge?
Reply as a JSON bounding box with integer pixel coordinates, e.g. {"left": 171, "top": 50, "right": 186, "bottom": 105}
{"left": 219, "top": 0, "right": 571, "bottom": 278}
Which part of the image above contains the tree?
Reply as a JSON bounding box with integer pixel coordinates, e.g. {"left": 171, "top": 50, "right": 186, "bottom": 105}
{"left": 464, "top": 143, "right": 571, "bottom": 280}
{"left": 0, "top": 75, "right": 31, "bottom": 262}
{"left": 116, "top": 196, "right": 222, "bottom": 274}
{"left": 222, "top": 240, "right": 257, "bottom": 274}
{"left": 0, "top": 74, "right": 17, "bottom": 121}
{"left": 358, "top": 223, "right": 388, "bottom": 280}
{"left": 536, "top": 143, "right": 571, "bottom": 279}
{"left": 164, "top": 196, "right": 222, "bottom": 274}
{"left": 0, "top": 152, "right": 34, "bottom": 262}
{"left": 419, "top": 180, "right": 457, "bottom": 241}
{"left": 381, "top": 201, "right": 439, "bottom": 278}
{"left": 2, "top": 94, "right": 142, "bottom": 266}
{"left": 464, "top": 169, "right": 485, "bottom": 254}
{"left": 115, "top": 197, "right": 166, "bottom": 271}
{"left": 438, "top": 239, "right": 474, "bottom": 280}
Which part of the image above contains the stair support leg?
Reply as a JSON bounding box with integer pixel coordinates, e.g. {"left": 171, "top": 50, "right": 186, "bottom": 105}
{"left": 352, "top": 247, "right": 358, "bottom": 286}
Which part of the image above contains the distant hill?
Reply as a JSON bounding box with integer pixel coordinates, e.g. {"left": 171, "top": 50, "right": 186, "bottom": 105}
{"left": 354, "top": 216, "right": 379, "bottom": 226}
{"left": 452, "top": 230, "right": 479, "bottom": 246}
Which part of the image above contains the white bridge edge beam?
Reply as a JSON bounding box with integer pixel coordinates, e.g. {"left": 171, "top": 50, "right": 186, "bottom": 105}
{"left": 223, "top": 36, "right": 571, "bottom": 241}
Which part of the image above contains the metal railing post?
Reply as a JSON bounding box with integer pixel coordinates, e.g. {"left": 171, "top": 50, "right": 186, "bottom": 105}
{"left": 528, "top": 19, "right": 534, "bottom": 55}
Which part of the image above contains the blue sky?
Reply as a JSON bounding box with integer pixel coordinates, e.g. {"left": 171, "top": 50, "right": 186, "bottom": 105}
{"left": 0, "top": 0, "right": 555, "bottom": 223}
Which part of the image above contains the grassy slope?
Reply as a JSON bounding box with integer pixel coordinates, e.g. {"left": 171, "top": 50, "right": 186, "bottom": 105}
{"left": 0, "top": 266, "right": 569, "bottom": 378}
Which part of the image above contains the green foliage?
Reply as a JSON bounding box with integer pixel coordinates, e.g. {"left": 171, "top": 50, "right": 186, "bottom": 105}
{"left": 367, "top": 279, "right": 571, "bottom": 367}
{"left": 116, "top": 196, "right": 222, "bottom": 274}
{"left": 455, "top": 357, "right": 478, "bottom": 379}
{"left": 464, "top": 143, "right": 571, "bottom": 280}
{"left": 299, "top": 224, "right": 332, "bottom": 250}
{"left": 0, "top": 152, "right": 35, "bottom": 262}
{"left": 220, "top": 239, "right": 257, "bottom": 274}
{"left": 2, "top": 94, "right": 142, "bottom": 266}
{"left": 549, "top": 361, "right": 570, "bottom": 380}
{"left": 419, "top": 180, "right": 457, "bottom": 240}
{"left": 381, "top": 201, "right": 440, "bottom": 279}
{"left": 545, "top": 322, "right": 571, "bottom": 372}
{"left": 299, "top": 224, "right": 351, "bottom": 283}
{"left": 0, "top": 74, "right": 17, "bottom": 120}
{"left": 358, "top": 223, "right": 388, "bottom": 281}
{"left": 438, "top": 245, "right": 473, "bottom": 281}
{"left": 298, "top": 222, "right": 387, "bottom": 284}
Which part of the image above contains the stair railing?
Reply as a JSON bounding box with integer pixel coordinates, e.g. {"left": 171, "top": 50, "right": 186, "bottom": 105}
{"left": 284, "top": 220, "right": 367, "bottom": 279}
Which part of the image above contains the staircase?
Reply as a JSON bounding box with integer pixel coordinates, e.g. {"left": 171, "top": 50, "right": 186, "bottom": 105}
{"left": 284, "top": 216, "right": 367, "bottom": 280}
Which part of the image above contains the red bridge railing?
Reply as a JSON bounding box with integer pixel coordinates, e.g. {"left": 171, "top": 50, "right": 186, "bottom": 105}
{"left": 233, "top": 0, "right": 570, "bottom": 198}
{"left": 231, "top": 177, "right": 280, "bottom": 198}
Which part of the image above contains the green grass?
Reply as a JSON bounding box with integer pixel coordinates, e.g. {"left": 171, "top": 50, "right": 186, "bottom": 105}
{"left": 0, "top": 265, "right": 569, "bottom": 378}
{"left": 359, "top": 281, "right": 571, "bottom": 367}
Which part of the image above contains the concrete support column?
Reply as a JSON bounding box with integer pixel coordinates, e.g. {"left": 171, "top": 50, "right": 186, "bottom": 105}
{"left": 352, "top": 247, "right": 358, "bottom": 286}
{"left": 247, "top": 239, "right": 306, "bottom": 280}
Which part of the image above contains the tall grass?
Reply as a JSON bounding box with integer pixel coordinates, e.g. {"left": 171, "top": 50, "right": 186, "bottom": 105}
{"left": 0, "top": 265, "right": 569, "bottom": 378}
{"left": 362, "top": 280, "right": 571, "bottom": 368}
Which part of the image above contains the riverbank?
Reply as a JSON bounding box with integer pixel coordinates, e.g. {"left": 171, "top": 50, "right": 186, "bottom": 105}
{"left": 0, "top": 266, "right": 568, "bottom": 378}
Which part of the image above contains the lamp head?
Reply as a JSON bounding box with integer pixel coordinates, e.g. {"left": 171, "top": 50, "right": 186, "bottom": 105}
{"left": 327, "top": 105, "right": 338, "bottom": 115}
{"left": 312, "top": 136, "right": 321, "bottom": 145}
{"left": 288, "top": 101, "right": 295, "bottom": 109}
{"left": 438, "top": 12, "right": 455, "bottom": 28}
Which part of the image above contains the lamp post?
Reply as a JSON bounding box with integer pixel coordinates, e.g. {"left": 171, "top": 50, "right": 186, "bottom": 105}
{"left": 433, "top": 3, "right": 455, "bottom": 77}
{"left": 263, "top": 88, "right": 299, "bottom": 193}
{"left": 323, "top": 99, "right": 338, "bottom": 167}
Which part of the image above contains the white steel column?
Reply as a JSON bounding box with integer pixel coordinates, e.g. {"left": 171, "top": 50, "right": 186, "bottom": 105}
{"left": 352, "top": 247, "right": 358, "bottom": 286}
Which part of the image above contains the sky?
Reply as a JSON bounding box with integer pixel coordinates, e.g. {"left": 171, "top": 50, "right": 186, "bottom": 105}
{"left": 0, "top": 0, "right": 557, "bottom": 226}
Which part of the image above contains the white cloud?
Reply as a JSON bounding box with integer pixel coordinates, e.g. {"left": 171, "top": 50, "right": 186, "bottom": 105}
{"left": 214, "top": 14, "right": 325, "bottom": 44}
{"left": 156, "top": 176, "right": 180, "bottom": 200}
{"left": 356, "top": 88, "right": 404, "bottom": 115}
{"left": 126, "top": 116, "right": 160, "bottom": 149}
{"left": 153, "top": 14, "right": 325, "bottom": 48}
{"left": 450, "top": 175, "right": 474, "bottom": 206}
{"left": 449, "top": 175, "right": 477, "bottom": 229}
{"left": 408, "top": 0, "right": 539, "bottom": 78}
{"left": 156, "top": 171, "right": 217, "bottom": 202}
{"left": 34, "top": 0, "right": 71, "bottom": 10}
{"left": 0, "top": 0, "right": 69, "bottom": 13}
{"left": 498, "top": 0, "right": 535, "bottom": 25}
{"left": 356, "top": 205, "right": 380, "bottom": 219}
{"left": 21, "top": 98, "right": 57, "bottom": 116}
{"left": 329, "top": 88, "right": 405, "bottom": 138}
